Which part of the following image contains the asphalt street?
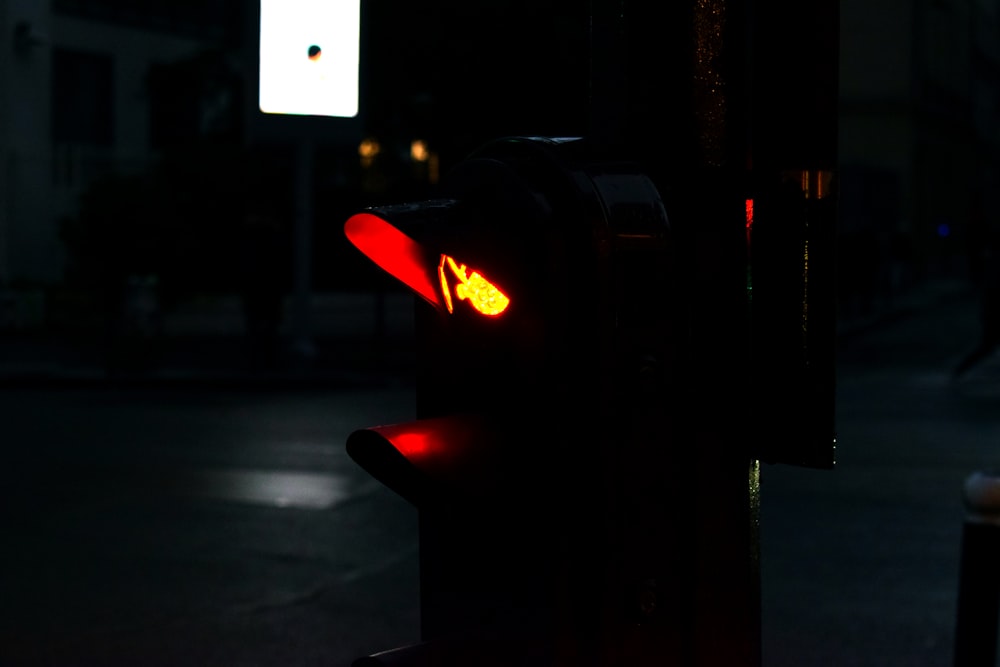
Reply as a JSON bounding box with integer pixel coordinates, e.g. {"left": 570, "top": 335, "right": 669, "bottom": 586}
{"left": 0, "top": 283, "right": 997, "bottom": 666}
{"left": 0, "top": 386, "right": 422, "bottom": 666}
{"left": 761, "top": 284, "right": 1000, "bottom": 667}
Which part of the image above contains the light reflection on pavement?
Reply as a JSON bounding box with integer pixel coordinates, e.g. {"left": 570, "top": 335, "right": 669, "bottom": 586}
{"left": 175, "top": 468, "right": 372, "bottom": 509}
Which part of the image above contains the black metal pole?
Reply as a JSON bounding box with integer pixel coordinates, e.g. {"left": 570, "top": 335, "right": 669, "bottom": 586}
{"left": 290, "top": 140, "right": 316, "bottom": 362}
{"left": 954, "top": 471, "right": 1000, "bottom": 667}
{"left": 588, "top": 2, "right": 762, "bottom": 665}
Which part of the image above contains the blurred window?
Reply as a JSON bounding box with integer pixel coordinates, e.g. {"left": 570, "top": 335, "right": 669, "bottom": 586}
{"left": 51, "top": 48, "right": 114, "bottom": 146}
{"left": 52, "top": 0, "right": 241, "bottom": 43}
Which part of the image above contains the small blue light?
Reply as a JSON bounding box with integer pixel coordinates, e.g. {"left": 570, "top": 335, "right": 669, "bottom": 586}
{"left": 937, "top": 223, "right": 951, "bottom": 238}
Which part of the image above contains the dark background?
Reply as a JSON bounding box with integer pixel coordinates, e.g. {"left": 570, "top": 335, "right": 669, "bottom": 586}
{"left": 3, "top": 2, "right": 1000, "bottom": 665}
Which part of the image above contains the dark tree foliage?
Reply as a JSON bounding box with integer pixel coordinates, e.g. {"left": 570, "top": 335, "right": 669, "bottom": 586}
{"left": 59, "top": 145, "right": 249, "bottom": 308}
{"left": 60, "top": 47, "right": 291, "bottom": 308}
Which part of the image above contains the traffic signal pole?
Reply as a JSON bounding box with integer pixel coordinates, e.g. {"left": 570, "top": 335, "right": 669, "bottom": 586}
{"left": 588, "top": 3, "right": 761, "bottom": 663}
{"left": 586, "top": 0, "right": 838, "bottom": 665}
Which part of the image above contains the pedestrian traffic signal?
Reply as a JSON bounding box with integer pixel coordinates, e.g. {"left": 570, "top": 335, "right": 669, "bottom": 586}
{"left": 344, "top": 201, "right": 510, "bottom": 318}
{"left": 344, "top": 135, "right": 686, "bottom": 663}
{"left": 341, "top": 133, "right": 836, "bottom": 664}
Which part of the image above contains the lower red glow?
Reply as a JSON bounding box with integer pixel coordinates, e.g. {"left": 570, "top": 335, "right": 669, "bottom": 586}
{"left": 390, "top": 431, "right": 433, "bottom": 458}
{"left": 746, "top": 198, "right": 753, "bottom": 247}
{"left": 348, "top": 415, "right": 503, "bottom": 504}
{"left": 344, "top": 212, "right": 442, "bottom": 309}
{"left": 365, "top": 416, "right": 488, "bottom": 474}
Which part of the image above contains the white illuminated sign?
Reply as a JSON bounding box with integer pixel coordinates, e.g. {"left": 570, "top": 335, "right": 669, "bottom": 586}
{"left": 258, "top": 0, "right": 360, "bottom": 118}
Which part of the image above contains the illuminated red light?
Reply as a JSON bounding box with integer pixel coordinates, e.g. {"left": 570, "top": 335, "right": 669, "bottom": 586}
{"left": 745, "top": 198, "right": 753, "bottom": 246}
{"left": 347, "top": 415, "right": 501, "bottom": 504}
{"left": 370, "top": 423, "right": 440, "bottom": 461}
{"left": 345, "top": 211, "right": 510, "bottom": 317}
{"left": 438, "top": 255, "right": 510, "bottom": 317}
{"left": 344, "top": 212, "right": 443, "bottom": 310}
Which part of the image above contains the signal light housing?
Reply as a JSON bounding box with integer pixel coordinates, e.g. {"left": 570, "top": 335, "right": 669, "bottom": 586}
{"left": 343, "top": 135, "right": 678, "bottom": 660}
{"left": 341, "top": 132, "right": 836, "bottom": 663}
